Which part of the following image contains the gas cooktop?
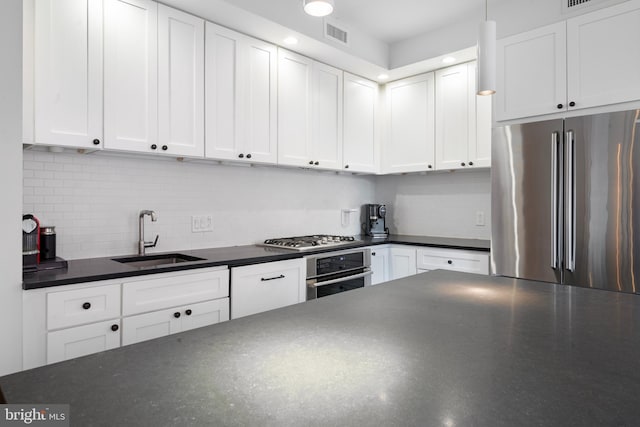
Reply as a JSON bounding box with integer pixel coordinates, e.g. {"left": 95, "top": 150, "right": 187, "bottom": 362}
{"left": 259, "top": 235, "right": 358, "bottom": 252}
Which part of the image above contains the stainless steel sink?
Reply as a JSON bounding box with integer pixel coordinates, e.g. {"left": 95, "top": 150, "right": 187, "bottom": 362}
{"left": 113, "top": 253, "right": 206, "bottom": 269}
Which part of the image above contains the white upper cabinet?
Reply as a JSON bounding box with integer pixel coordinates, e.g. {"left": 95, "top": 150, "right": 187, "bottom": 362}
{"left": 471, "top": 65, "right": 492, "bottom": 168}
{"left": 566, "top": 0, "right": 640, "bottom": 110}
{"left": 277, "top": 49, "right": 313, "bottom": 167}
{"left": 343, "top": 73, "right": 379, "bottom": 173}
{"left": 496, "top": 22, "right": 567, "bottom": 121}
{"left": 497, "top": 0, "right": 640, "bottom": 121}
{"left": 435, "top": 64, "right": 470, "bottom": 170}
{"left": 103, "top": 0, "right": 158, "bottom": 153}
{"left": 384, "top": 73, "right": 436, "bottom": 173}
{"left": 33, "top": 0, "right": 103, "bottom": 149}
{"left": 435, "top": 62, "right": 491, "bottom": 170}
{"left": 205, "top": 23, "right": 277, "bottom": 164}
{"left": 241, "top": 37, "right": 278, "bottom": 163}
{"left": 312, "top": 62, "right": 343, "bottom": 170}
{"left": 278, "top": 49, "right": 343, "bottom": 170}
{"left": 157, "top": 5, "right": 204, "bottom": 158}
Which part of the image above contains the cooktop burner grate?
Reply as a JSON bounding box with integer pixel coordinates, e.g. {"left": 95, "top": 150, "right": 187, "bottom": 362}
{"left": 259, "top": 235, "right": 357, "bottom": 251}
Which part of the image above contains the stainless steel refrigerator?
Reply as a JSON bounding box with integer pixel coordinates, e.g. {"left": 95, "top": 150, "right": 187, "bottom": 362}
{"left": 491, "top": 109, "right": 640, "bottom": 294}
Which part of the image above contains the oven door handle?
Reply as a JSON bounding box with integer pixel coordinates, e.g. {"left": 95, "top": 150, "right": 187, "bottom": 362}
{"left": 306, "top": 269, "right": 373, "bottom": 288}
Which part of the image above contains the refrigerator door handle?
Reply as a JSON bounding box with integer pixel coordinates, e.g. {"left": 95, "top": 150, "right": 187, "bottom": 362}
{"left": 565, "top": 130, "right": 576, "bottom": 272}
{"left": 551, "top": 131, "right": 559, "bottom": 270}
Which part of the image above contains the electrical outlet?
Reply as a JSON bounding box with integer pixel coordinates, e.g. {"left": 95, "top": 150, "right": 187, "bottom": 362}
{"left": 475, "top": 211, "right": 485, "bottom": 227}
{"left": 191, "top": 215, "right": 213, "bottom": 232}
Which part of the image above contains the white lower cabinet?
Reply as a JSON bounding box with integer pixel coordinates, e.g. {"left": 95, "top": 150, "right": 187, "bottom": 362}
{"left": 368, "top": 246, "right": 390, "bottom": 285}
{"left": 370, "top": 244, "right": 490, "bottom": 285}
{"left": 122, "top": 298, "right": 229, "bottom": 346}
{"left": 416, "top": 247, "right": 489, "bottom": 275}
{"left": 390, "top": 246, "right": 418, "bottom": 280}
{"left": 231, "top": 258, "right": 306, "bottom": 319}
{"left": 23, "top": 266, "right": 230, "bottom": 369}
{"left": 47, "top": 319, "right": 121, "bottom": 364}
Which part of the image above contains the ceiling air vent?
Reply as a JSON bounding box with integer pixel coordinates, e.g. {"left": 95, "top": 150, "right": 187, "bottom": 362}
{"left": 567, "top": 0, "right": 591, "bottom": 7}
{"left": 324, "top": 18, "right": 349, "bottom": 46}
{"left": 562, "top": 0, "right": 606, "bottom": 13}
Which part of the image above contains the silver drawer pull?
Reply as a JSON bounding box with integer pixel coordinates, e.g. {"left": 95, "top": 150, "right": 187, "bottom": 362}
{"left": 261, "top": 274, "right": 285, "bottom": 282}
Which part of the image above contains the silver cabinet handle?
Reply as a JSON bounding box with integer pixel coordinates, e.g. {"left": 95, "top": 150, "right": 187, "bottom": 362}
{"left": 565, "top": 130, "right": 576, "bottom": 272}
{"left": 307, "top": 269, "right": 373, "bottom": 288}
{"left": 261, "top": 274, "right": 285, "bottom": 282}
{"left": 551, "top": 131, "right": 559, "bottom": 270}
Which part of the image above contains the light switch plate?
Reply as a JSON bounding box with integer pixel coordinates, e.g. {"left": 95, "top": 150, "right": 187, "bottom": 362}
{"left": 475, "top": 211, "right": 485, "bottom": 226}
{"left": 191, "top": 215, "right": 213, "bottom": 232}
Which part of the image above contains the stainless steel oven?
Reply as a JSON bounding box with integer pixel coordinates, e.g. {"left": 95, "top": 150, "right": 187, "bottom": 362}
{"left": 305, "top": 248, "right": 372, "bottom": 300}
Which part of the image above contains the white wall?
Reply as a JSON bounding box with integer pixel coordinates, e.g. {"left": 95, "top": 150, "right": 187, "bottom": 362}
{"left": 23, "top": 150, "right": 376, "bottom": 260}
{"left": 0, "top": 0, "right": 23, "bottom": 376}
{"left": 374, "top": 170, "right": 491, "bottom": 240}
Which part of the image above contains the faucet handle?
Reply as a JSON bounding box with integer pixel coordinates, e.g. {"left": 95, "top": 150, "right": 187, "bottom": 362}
{"left": 145, "top": 235, "right": 159, "bottom": 248}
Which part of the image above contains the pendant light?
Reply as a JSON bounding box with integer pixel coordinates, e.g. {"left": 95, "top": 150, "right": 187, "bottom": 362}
{"left": 303, "top": 0, "right": 334, "bottom": 17}
{"left": 477, "top": 0, "right": 496, "bottom": 95}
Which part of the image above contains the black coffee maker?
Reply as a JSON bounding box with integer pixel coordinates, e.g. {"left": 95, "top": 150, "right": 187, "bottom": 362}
{"left": 363, "top": 204, "right": 389, "bottom": 238}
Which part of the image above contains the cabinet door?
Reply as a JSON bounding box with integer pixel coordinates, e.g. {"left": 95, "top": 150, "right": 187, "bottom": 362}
{"left": 277, "top": 49, "right": 313, "bottom": 167}
{"left": 389, "top": 246, "right": 417, "bottom": 280}
{"left": 104, "top": 0, "right": 158, "bottom": 153}
{"left": 158, "top": 5, "right": 204, "bottom": 157}
{"left": 47, "top": 319, "right": 120, "bottom": 364}
{"left": 435, "top": 64, "right": 470, "bottom": 170}
{"left": 204, "top": 22, "right": 241, "bottom": 161}
{"left": 240, "top": 37, "right": 278, "bottom": 164}
{"left": 121, "top": 307, "right": 180, "bottom": 346}
{"left": 384, "top": 73, "right": 435, "bottom": 173}
{"left": 180, "top": 298, "right": 230, "bottom": 332}
{"left": 343, "top": 73, "right": 378, "bottom": 173}
{"left": 567, "top": 0, "right": 640, "bottom": 110}
{"left": 231, "top": 258, "right": 306, "bottom": 319}
{"left": 34, "top": 0, "right": 103, "bottom": 149}
{"left": 312, "top": 62, "right": 343, "bottom": 170}
{"left": 469, "top": 62, "right": 492, "bottom": 168}
{"left": 496, "top": 22, "right": 566, "bottom": 121}
{"left": 370, "top": 247, "right": 389, "bottom": 285}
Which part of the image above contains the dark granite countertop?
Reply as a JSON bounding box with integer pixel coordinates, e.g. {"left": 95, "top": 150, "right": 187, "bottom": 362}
{"left": 3, "top": 270, "right": 639, "bottom": 426}
{"left": 22, "top": 235, "right": 490, "bottom": 289}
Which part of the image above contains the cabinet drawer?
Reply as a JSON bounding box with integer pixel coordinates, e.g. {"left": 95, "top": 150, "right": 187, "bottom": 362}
{"left": 122, "top": 298, "right": 229, "bottom": 346}
{"left": 122, "top": 268, "right": 229, "bottom": 316}
{"left": 47, "top": 284, "right": 121, "bottom": 330}
{"left": 231, "top": 258, "right": 306, "bottom": 319}
{"left": 416, "top": 248, "right": 489, "bottom": 274}
{"left": 47, "top": 319, "right": 121, "bottom": 364}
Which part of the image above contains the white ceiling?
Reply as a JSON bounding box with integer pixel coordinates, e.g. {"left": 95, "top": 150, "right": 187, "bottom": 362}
{"left": 229, "top": 0, "right": 486, "bottom": 44}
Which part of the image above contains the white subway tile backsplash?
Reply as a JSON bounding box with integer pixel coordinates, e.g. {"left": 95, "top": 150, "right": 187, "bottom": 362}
{"left": 23, "top": 150, "right": 376, "bottom": 260}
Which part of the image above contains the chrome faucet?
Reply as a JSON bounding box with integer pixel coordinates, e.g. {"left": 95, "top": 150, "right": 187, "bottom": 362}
{"left": 138, "top": 210, "right": 158, "bottom": 255}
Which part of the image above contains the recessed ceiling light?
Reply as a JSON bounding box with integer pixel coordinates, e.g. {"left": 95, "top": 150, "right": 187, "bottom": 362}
{"left": 303, "top": 0, "right": 334, "bottom": 17}
{"left": 283, "top": 36, "right": 298, "bottom": 45}
{"left": 442, "top": 56, "right": 456, "bottom": 64}
{"left": 377, "top": 74, "right": 389, "bottom": 80}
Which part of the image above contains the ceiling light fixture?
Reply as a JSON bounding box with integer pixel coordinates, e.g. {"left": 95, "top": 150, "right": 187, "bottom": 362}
{"left": 303, "top": 0, "right": 334, "bottom": 17}
{"left": 477, "top": 0, "right": 496, "bottom": 96}
{"left": 377, "top": 74, "right": 389, "bottom": 81}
